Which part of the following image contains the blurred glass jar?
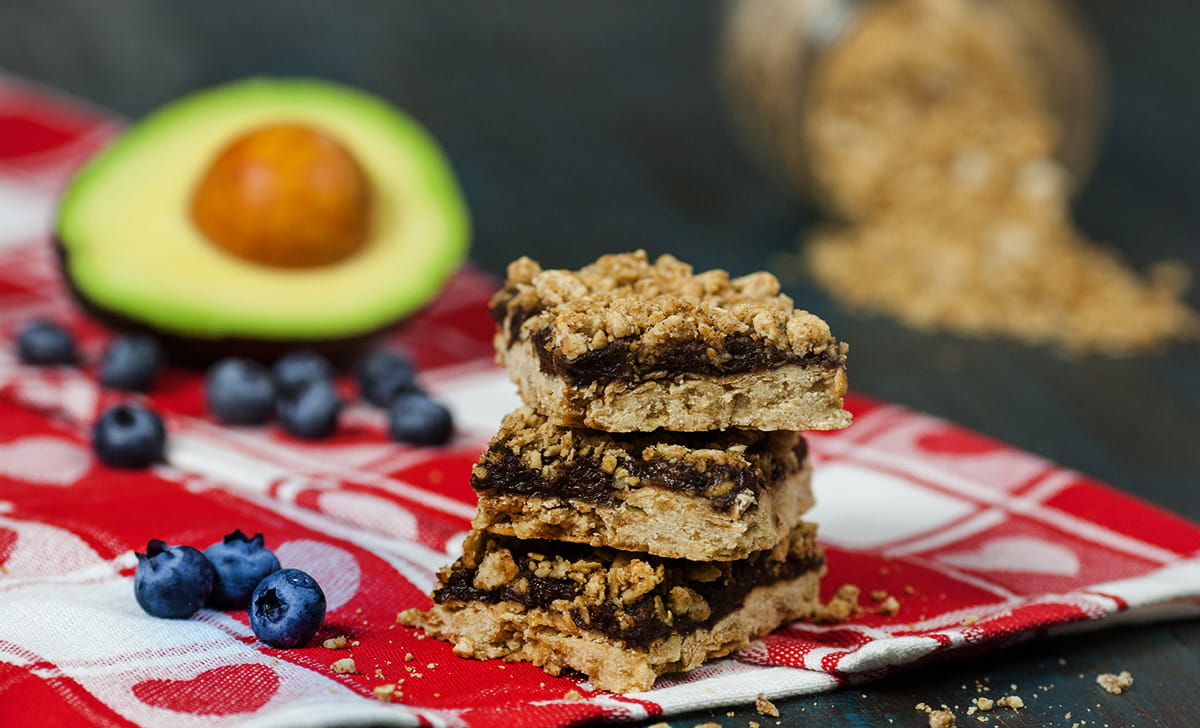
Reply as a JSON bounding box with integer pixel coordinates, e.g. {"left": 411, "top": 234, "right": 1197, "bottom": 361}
{"left": 719, "top": 0, "right": 1106, "bottom": 219}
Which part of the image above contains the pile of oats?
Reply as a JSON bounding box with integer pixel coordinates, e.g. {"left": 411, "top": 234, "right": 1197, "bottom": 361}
{"left": 799, "top": 0, "right": 1196, "bottom": 354}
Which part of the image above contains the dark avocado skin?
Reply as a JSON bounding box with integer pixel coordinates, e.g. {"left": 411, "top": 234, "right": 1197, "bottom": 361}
{"left": 54, "top": 238, "right": 391, "bottom": 368}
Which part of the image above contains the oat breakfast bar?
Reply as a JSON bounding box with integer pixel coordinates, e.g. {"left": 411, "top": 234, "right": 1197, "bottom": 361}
{"left": 399, "top": 522, "right": 825, "bottom": 693}
{"left": 489, "top": 251, "right": 851, "bottom": 432}
{"left": 471, "top": 406, "right": 814, "bottom": 560}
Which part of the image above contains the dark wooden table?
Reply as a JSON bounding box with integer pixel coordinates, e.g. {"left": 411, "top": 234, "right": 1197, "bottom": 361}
{"left": 2, "top": 2, "right": 1196, "bottom": 725}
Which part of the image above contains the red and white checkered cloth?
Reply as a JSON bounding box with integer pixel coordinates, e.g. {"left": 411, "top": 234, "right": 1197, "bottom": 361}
{"left": 1, "top": 73, "right": 1198, "bottom": 728}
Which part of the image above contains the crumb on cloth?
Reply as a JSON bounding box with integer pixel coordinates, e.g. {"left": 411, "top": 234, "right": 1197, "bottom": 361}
{"left": 812, "top": 584, "right": 860, "bottom": 624}
{"left": 322, "top": 635, "right": 349, "bottom": 649}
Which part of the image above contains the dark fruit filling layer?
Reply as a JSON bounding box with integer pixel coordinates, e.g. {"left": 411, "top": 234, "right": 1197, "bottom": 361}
{"left": 491, "top": 292, "right": 846, "bottom": 385}
{"left": 534, "top": 328, "right": 844, "bottom": 384}
{"left": 473, "top": 438, "right": 807, "bottom": 513}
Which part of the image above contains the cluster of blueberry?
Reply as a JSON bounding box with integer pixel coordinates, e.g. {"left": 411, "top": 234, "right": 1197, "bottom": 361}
{"left": 206, "top": 347, "right": 455, "bottom": 445}
{"left": 14, "top": 320, "right": 456, "bottom": 470}
{"left": 135, "top": 530, "right": 326, "bottom": 649}
{"left": 16, "top": 319, "right": 161, "bottom": 390}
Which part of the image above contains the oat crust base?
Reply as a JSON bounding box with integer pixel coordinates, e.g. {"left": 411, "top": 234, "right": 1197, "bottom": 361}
{"left": 404, "top": 568, "right": 823, "bottom": 693}
{"left": 501, "top": 335, "right": 851, "bottom": 432}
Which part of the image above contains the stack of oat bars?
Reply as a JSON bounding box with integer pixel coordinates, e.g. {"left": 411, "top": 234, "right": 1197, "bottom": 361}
{"left": 400, "top": 251, "right": 851, "bottom": 692}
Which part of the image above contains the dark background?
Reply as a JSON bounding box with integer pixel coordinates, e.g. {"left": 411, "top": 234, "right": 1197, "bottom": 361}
{"left": 1, "top": 1, "right": 1196, "bottom": 725}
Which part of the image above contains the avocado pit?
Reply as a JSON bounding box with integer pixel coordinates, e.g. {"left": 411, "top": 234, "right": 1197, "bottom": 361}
{"left": 190, "top": 123, "right": 372, "bottom": 268}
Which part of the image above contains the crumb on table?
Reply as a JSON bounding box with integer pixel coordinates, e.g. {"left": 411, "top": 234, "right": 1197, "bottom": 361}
{"left": 928, "top": 709, "right": 956, "bottom": 728}
{"left": 755, "top": 693, "right": 780, "bottom": 717}
{"left": 1096, "top": 671, "right": 1133, "bottom": 695}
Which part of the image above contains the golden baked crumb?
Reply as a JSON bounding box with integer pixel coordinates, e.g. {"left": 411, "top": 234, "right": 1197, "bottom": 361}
{"left": 876, "top": 595, "right": 901, "bottom": 616}
{"left": 972, "top": 697, "right": 993, "bottom": 711}
{"left": 812, "top": 584, "right": 861, "bottom": 624}
{"left": 372, "top": 684, "right": 397, "bottom": 702}
{"left": 755, "top": 693, "right": 780, "bottom": 717}
{"left": 960, "top": 615, "right": 980, "bottom": 626}
{"left": 928, "top": 709, "right": 956, "bottom": 728}
{"left": 563, "top": 689, "right": 583, "bottom": 701}
{"left": 996, "top": 695, "right": 1024, "bottom": 709}
{"left": 330, "top": 658, "right": 357, "bottom": 674}
{"left": 322, "top": 635, "right": 349, "bottom": 649}
{"left": 1096, "top": 671, "right": 1133, "bottom": 695}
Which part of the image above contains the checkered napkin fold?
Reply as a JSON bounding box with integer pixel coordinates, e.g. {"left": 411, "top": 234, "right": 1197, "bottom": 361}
{"left": 1, "top": 72, "right": 1198, "bottom": 728}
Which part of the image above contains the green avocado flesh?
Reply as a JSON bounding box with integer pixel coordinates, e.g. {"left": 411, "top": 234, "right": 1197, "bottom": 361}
{"left": 57, "top": 78, "right": 470, "bottom": 342}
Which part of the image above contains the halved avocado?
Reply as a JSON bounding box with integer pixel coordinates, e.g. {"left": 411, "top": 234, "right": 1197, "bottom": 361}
{"left": 56, "top": 78, "right": 469, "bottom": 365}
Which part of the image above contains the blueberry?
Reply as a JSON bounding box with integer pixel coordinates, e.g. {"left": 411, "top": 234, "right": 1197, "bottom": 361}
{"left": 204, "top": 529, "right": 281, "bottom": 609}
{"left": 100, "top": 334, "right": 161, "bottom": 391}
{"left": 16, "top": 319, "right": 78, "bottom": 365}
{"left": 277, "top": 379, "right": 342, "bottom": 439}
{"left": 134, "top": 539, "right": 215, "bottom": 619}
{"left": 206, "top": 358, "right": 276, "bottom": 425}
{"left": 273, "top": 350, "right": 333, "bottom": 396}
{"left": 249, "top": 569, "right": 326, "bottom": 648}
{"left": 92, "top": 404, "right": 166, "bottom": 468}
{"left": 357, "top": 348, "right": 419, "bottom": 407}
{"left": 387, "top": 392, "right": 454, "bottom": 445}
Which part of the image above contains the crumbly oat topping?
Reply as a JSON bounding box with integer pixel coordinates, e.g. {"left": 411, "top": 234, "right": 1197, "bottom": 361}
{"left": 996, "top": 695, "right": 1024, "bottom": 709}
{"left": 563, "top": 689, "right": 583, "bottom": 701}
{"left": 1096, "top": 671, "right": 1133, "bottom": 695}
{"left": 972, "top": 697, "right": 993, "bottom": 711}
{"left": 800, "top": 0, "right": 1196, "bottom": 354}
{"left": 492, "top": 251, "right": 844, "bottom": 361}
{"left": 927, "top": 709, "right": 956, "bottom": 728}
{"left": 755, "top": 693, "right": 780, "bottom": 717}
